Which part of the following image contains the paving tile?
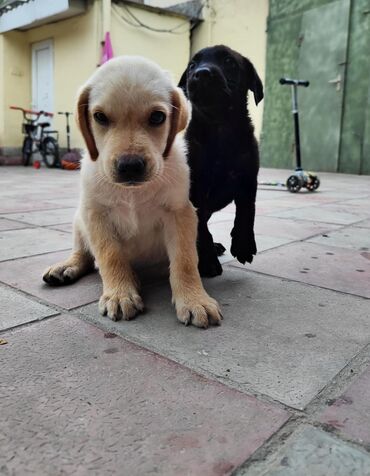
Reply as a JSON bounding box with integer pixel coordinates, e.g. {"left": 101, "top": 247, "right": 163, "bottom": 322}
{"left": 5, "top": 207, "right": 76, "bottom": 226}
{"left": 0, "top": 228, "right": 72, "bottom": 262}
{"left": 78, "top": 267, "right": 370, "bottom": 409}
{"left": 267, "top": 205, "right": 365, "bottom": 225}
{"left": 47, "top": 223, "right": 74, "bottom": 233}
{"left": 354, "top": 219, "right": 370, "bottom": 229}
{"left": 0, "top": 218, "right": 31, "bottom": 231}
{"left": 254, "top": 216, "right": 340, "bottom": 241}
{"left": 0, "top": 284, "right": 57, "bottom": 331}
{"left": 308, "top": 226, "right": 370, "bottom": 251}
{"left": 318, "top": 366, "right": 370, "bottom": 445}
{"left": 209, "top": 221, "right": 293, "bottom": 256}
{"left": 234, "top": 241, "right": 370, "bottom": 298}
{"left": 0, "top": 317, "right": 288, "bottom": 476}
{"left": 0, "top": 250, "right": 101, "bottom": 310}
{"left": 0, "top": 200, "right": 71, "bottom": 214}
{"left": 239, "top": 425, "right": 370, "bottom": 476}
{"left": 45, "top": 197, "right": 80, "bottom": 208}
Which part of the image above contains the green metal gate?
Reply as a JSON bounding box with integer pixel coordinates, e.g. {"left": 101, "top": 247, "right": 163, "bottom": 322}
{"left": 298, "top": 0, "right": 350, "bottom": 172}
{"left": 261, "top": 0, "right": 370, "bottom": 174}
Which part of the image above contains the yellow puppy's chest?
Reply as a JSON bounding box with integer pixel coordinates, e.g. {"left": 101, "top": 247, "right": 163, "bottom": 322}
{"left": 111, "top": 201, "right": 167, "bottom": 264}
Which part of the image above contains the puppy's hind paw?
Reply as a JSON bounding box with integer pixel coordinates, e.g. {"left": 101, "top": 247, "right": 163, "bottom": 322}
{"left": 198, "top": 256, "right": 223, "bottom": 278}
{"left": 214, "top": 242, "right": 226, "bottom": 257}
{"left": 99, "top": 291, "right": 144, "bottom": 322}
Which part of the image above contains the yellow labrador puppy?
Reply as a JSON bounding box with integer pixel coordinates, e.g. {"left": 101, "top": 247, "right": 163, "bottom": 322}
{"left": 43, "top": 56, "right": 222, "bottom": 328}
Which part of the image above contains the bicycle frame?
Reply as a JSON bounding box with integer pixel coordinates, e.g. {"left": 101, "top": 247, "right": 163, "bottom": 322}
{"left": 10, "top": 106, "right": 60, "bottom": 167}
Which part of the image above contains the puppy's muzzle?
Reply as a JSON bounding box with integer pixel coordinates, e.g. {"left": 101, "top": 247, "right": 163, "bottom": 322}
{"left": 115, "top": 154, "right": 146, "bottom": 185}
{"left": 193, "top": 67, "right": 212, "bottom": 81}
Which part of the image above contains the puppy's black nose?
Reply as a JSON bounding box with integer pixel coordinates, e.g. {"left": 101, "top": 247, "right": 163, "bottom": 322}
{"left": 194, "top": 67, "right": 212, "bottom": 81}
{"left": 116, "top": 154, "right": 146, "bottom": 183}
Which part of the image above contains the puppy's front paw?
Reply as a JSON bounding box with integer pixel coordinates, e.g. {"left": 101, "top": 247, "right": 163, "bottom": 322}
{"left": 99, "top": 290, "right": 144, "bottom": 321}
{"left": 43, "top": 263, "right": 80, "bottom": 286}
{"left": 174, "top": 293, "right": 222, "bottom": 329}
{"left": 230, "top": 232, "right": 257, "bottom": 265}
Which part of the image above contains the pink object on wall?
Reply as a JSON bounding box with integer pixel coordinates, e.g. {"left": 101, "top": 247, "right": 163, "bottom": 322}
{"left": 100, "top": 32, "right": 114, "bottom": 65}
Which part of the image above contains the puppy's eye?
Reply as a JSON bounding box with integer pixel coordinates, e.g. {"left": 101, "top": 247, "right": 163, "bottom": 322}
{"left": 149, "top": 111, "right": 166, "bottom": 126}
{"left": 93, "top": 111, "right": 109, "bottom": 126}
{"left": 188, "top": 62, "right": 195, "bottom": 71}
{"left": 224, "top": 57, "right": 236, "bottom": 68}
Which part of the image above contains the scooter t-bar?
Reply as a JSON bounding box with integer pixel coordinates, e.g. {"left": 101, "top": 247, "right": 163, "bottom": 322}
{"left": 279, "top": 77, "right": 310, "bottom": 170}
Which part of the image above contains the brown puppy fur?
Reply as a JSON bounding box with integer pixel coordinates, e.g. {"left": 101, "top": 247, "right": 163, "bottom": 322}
{"left": 43, "top": 56, "right": 222, "bottom": 328}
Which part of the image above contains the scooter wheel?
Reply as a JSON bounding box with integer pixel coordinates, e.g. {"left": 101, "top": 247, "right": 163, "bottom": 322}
{"left": 307, "top": 176, "right": 320, "bottom": 192}
{"left": 286, "top": 175, "right": 302, "bottom": 193}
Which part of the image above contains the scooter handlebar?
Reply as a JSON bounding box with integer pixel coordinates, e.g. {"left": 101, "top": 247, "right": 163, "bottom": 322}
{"left": 279, "top": 78, "right": 310, "bottom": 87}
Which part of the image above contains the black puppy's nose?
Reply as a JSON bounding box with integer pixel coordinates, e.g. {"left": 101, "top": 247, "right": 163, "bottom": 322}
{"left": 116, "top": 154, "right": 146, "bottom": 183}
{"left": 194, "top": 67, "right": 212, "bottom": 81}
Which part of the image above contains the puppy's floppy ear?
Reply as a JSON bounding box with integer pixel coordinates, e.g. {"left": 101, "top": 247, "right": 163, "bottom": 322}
{"left": 178, "top": 68, "right": 189, "bottom": 98}
{"left": 75, "top": 85, "right": 99, "bottom": 161}
{"left": 163, "top": 87, "right": 189, "bottom": 158}
{"left": 244, "top": 58, "right": 264, "bottom": 106}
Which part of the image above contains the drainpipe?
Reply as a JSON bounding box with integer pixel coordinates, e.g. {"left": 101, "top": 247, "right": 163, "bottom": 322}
{"left": 102, "top": 0, "right": 111, "bottom": 37}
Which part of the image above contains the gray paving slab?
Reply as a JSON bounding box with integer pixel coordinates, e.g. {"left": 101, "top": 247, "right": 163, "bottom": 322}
{"left": 0, "top": 285, "right": 57, "bottom": 330}
{"left": 0, "top": 217, "right": 31, "bottom": 231}
{"left": 354, "top": 218, "right": 370, "bottom": 229}
{"left": 0, "top": 227, "right": 72, "bottom": 262}
{"left": 47, "top": 223, "right": 74, "bottom": 233}
{"left": 318, "top": 365, "right": 370, "bottom": 445}
{"left": 308, "top": 226, "right": 370, "bottom": 251}
{"left": 78, "top": 267, "right": 370, "bottom": 409}
{"left": 0, "top": 250, "right": 102, "bottom": 309}
{"left": 234, "top": 241, "right": 370, "bottom": 298}
{"left": 5, "top": 207, "right": 76, "bottom": 226}
{"left": 267, "top": 205, "right": 366, "bottom": 225}
{"left": 254, "top": 216, "right": 340, "bottom": 240}
{"left": 0, "top": 317, "right": 288, "bottom": 476}
{"left": 239, "top": 425, "right": 370, "bottom": 476}
{"left": 209, "top": 221, "right": 293, "bottom": 256}
{"left": 0, "top": 199, "right": 71, "bottom": 214}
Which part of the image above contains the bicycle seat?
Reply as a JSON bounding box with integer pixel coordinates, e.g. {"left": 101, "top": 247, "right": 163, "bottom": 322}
{"left": 39, "top": 122, "right": 50, "bottom": 128}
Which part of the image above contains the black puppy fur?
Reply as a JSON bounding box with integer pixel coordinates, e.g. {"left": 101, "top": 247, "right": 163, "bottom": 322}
{"left": 179, "top": 45, "right": 264, "bottom": 277}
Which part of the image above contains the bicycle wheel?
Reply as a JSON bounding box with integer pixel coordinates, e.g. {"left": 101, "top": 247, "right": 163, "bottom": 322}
{"left": 22, "top": 137, "right": 33, "bottom": 166}
{"left": 41, "top": 136, "right": 60, "bottom": 168}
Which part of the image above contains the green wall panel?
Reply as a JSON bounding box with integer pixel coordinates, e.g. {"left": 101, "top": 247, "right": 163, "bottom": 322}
{"left": 260, "top": 14, "right": 302, "bottom": 169}
{"left": 338, "top": 0, "right": 370, "bottom": 173}
{"left": 269, "top": 0, "right": 335, "bottom": 19}
{"left": 263, "top": 0, "right": 370, "bottom": 174}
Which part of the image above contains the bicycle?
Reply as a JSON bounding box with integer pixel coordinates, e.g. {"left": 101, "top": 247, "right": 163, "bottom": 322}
{"left": 10, "top": 106, "right": 60, "bottom": 168}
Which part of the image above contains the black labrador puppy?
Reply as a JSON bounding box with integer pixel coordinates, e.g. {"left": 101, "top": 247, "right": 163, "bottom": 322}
{"left": 179, "top": 45, "right": 264, "bottom": 277}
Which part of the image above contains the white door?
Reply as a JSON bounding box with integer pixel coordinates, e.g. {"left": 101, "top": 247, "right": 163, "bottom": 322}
{"left": 32, "top": 39, "right": 54, "bottom": 115}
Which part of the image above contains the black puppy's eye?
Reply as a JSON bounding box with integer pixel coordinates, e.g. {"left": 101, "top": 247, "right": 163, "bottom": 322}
{"left": 224, "top": 57, "right": 236, "bottom": 68}
{"left": 188, "top": 62, "right": 195, "bottom": 71}
{"left": 93, "top": 111, "right": 109, "bottom": 126}
{"left": 149, "top": 111, "right": 166, "bottom": 126}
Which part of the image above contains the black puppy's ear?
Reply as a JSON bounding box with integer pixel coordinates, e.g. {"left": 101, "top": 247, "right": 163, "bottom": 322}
{"left": 244, "top": 58, "right": 264, "bottom": 106}
{"left": 178, "top": 68, "right": 188, "bottom": 98}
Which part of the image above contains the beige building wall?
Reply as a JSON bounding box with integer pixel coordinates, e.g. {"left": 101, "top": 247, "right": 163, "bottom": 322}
{"left": 1, "top": 1, "right": 100, "bottom": 150}
{"left": 0, "top": 35, "right": 5, "bottom": 147}
{"left": 0, "top": 0, "right": 190, "bottom": 151}
{"left": 111, "top": 3, "right": 190, "bottom": 82}
{"left": 192, "top": 0, "right": 269, "bottom": 138}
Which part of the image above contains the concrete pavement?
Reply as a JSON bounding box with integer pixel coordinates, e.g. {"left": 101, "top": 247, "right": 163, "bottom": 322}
{"left": 0, "top": 166, "right": 369, "bottom": 475}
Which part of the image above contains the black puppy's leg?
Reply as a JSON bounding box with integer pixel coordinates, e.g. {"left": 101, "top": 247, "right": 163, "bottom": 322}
{"left": 197, "top": 218, "right": 223, "bottom": 277}
{"left": 214, "top": 242, "right": 226, "bottom": 256}
{"left": 231, "top": 178, "right": 257, "bottom": 265}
